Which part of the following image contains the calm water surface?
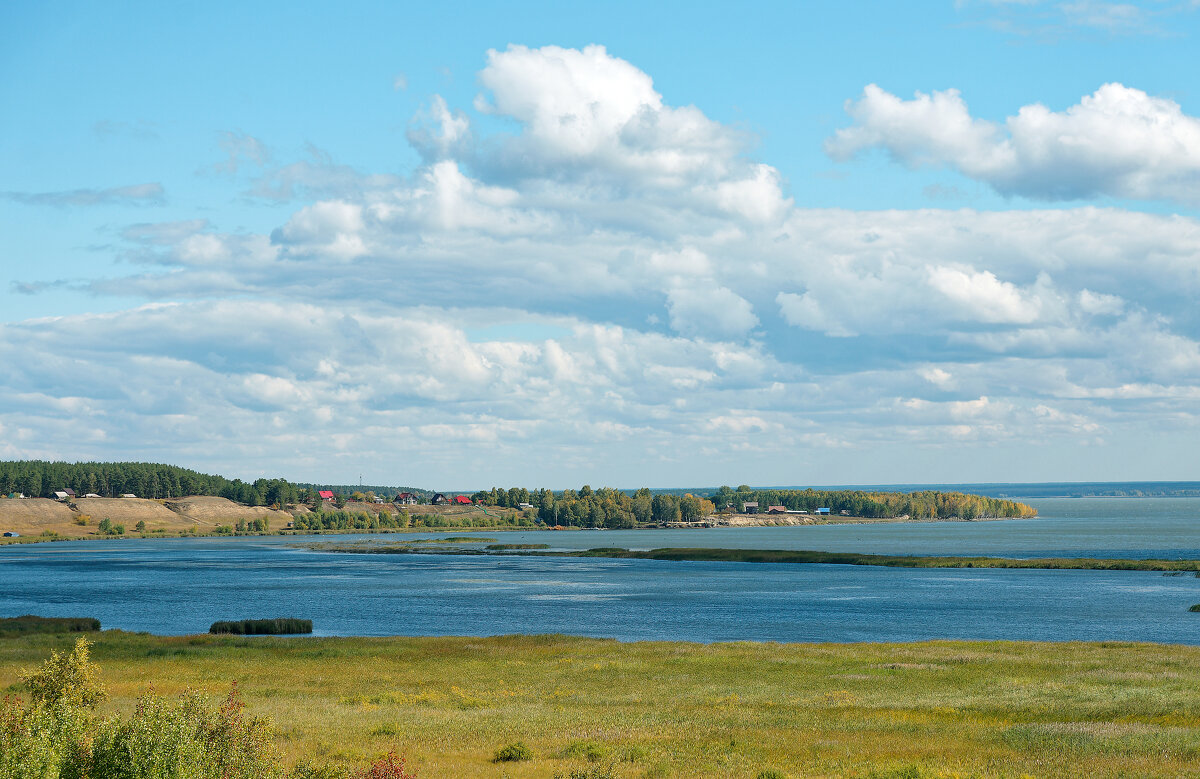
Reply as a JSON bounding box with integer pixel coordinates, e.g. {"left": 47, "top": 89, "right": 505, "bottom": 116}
{"left": 1, "top": 497, "right": 1197, "bottom": 643}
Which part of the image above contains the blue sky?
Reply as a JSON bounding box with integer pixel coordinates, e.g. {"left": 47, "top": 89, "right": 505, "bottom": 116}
{"left": 2, "top": 1, "right": 1200, "bottom": 487}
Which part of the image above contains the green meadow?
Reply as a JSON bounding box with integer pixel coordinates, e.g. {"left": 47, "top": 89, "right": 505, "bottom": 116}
{"left": 3, "top": 631, "right": 1199, "bottom": 777}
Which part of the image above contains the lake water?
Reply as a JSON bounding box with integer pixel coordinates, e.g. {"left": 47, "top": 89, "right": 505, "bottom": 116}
{"left": 1, "top": 497, "right": 1198, "bottom": 643}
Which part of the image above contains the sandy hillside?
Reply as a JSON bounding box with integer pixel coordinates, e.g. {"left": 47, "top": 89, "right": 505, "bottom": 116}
{"left": 0, "top": 498, "right": 85, "bottom": 537}
{"left": 75, "top": 498, "right": 191, "bottom": 531}
{"left": 722, "top": 514, "right": 812, "bottom": 527}
{"left": 166, "top": 496, "right": 293, "bottom": 526}
{"left": 75, "top": 497, "right": 182, "bottom": 520}
{"left": 1, "top": 495, "right": 301, "bottom": 539}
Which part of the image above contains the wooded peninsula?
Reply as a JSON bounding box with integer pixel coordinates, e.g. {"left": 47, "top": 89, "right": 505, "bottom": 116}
{"left": 0, "top": 461, "right": 1037, "bottom": 536}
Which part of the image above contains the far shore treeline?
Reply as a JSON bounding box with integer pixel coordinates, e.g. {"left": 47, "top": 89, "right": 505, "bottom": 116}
{"left": 0, "top": 461, "right": 301, "bottom": 506}
{"left": 1, "top": 461, "right": 1035, "bottom": 527}
{"left": 467, "top": 485, "right": 1036, "bottom": 525}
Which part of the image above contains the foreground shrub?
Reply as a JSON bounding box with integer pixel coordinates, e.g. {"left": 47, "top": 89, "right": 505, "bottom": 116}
{"left": 562, "top": 740, "right": 609, "bottom": 762}
{"left": 494, "top": 741, "right": 534, "bottom": 762}
{"left": 0, "top": 638, "right": 283, "bottom": 778}
{"left": 21, "top": 636, "right": 106, "bottom": 708}
{"left": 209, "top": 618, "right": 313, "bottom": 635}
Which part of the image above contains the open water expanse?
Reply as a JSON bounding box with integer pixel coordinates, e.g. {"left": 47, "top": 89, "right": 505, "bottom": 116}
{"left": 2, "top": 497, "right": 1198, "bottom": 643}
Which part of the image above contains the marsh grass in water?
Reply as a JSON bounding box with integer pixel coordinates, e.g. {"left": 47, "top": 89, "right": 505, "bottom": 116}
{"left": 2, "top": 632, "right": 1199, "bottom": 777}
{"left": 302, "top": 541, "right": 1200, "bottom": 572}
{"left": 0, "top": 616, "right": 100, "bottom": 637}
{"left": 209, "top": 618, "right": 313, "bottom": 635}
{"left": 552, "top": 547, "right": 1200, "bottom": 570}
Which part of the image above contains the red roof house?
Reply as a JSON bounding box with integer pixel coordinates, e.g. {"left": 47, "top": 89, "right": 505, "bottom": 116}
{"left": 453, "top": 495, "right": 472, "bottom": 505}
{"left": 318, "top": 490, "right": 335, "bottom": 501}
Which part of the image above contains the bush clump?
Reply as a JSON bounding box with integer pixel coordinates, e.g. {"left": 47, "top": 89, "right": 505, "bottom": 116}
{"left": 562, "top": 740, "right": 609, "bottom": 762}
{"left": 210, "top": 618, "right": 313, "bottom": 635}
{"left": 0, "top": 638, "right": 282, "bottom": 778}
{"left": 494, "top": 741, "right": 534, "bottom": 762}
{"left": 0, "top": 615, "right": 100, "bottom": 636}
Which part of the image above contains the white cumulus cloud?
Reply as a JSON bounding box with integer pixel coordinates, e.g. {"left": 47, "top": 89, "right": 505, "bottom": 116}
{"left": 827, "top": 82, "right": 1200, "bottom": 203}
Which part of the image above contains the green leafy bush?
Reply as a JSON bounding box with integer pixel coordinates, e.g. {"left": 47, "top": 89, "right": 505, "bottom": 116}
{"left": 0, "top": 638, "right": 284, "bottom": 778}
{"left": 494, "top": 741, "right": 534, "bottom": 762}
{"left": 20, "top": 636, "right": 106, "bottom": 708}
{"left": 562, "top": 740, "right": 609, "bottom": 762}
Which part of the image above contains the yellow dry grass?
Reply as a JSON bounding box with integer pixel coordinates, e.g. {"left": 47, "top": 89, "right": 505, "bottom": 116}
{"left": 2, "top": 632, "right": 1198, "bottom": 778}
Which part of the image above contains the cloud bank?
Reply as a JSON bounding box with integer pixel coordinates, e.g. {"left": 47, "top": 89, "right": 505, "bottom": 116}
{"left": 4, "top": 45, "right": 1199, "bottom": 483}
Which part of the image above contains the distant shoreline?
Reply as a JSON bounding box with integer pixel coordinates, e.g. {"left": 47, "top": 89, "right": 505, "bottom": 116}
{"left": 0, "top": 502, "right": 1027, "bottom": 546}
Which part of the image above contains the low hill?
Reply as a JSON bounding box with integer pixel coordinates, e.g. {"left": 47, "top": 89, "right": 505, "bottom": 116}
{"left": 165, "top": 496, "right": 293, "bottom": 525}
{"left": 0, "top": 498, "right": 79, "bottom": 536}
{"left": 0, "top": 495, "right": 295, "bottom": 539}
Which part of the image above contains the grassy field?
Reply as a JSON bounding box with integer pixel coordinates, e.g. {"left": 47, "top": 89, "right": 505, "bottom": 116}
{"left": 2, "top": 632, "right": 1199, "bottom": 777}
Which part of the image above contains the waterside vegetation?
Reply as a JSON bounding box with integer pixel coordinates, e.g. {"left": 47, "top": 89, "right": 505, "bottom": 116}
{"left": 0, "top": 616, "right": 101, "bottom": 637}
{"left": 298, "top": 541, "right": 1200, "bottom": 572}
{"left": 209, "top": 619, "right": 313, "bottom": 635}
{"left": 2, "top": 631, "right": 1198, "bottom": 777}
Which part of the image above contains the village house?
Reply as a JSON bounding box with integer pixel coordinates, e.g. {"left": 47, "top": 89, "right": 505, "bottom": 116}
{"left": 742, "top": 501, "right": 759, "bottom": 514}
{"left": 816, "top": 507, "right": 831, "bottom": 515}
{"left": 53, "top": 491, "right": 71, "bottom": 501}
{"left": 120, "top": 493, "right": 137, "bottom": 499}
{"left": 431, "top": 493, "right": 448, "bottom": 505}
{"left": 453, "top": 495, "right": 472, "bottom": 505}
{"left": 393, "top": 492, "right": 417, "bottom": 505}
{"left": 767, "top": 505, "right": 788, "bottom": 514}
{"left": 84, "top": 493, "right": 101, "bottom": 498}
{"left": 318, "top": 490, "right": 335, "bottom": 502}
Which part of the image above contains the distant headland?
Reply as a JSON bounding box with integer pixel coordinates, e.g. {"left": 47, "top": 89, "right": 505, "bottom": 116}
{"left": 0, "top": 458, "right": 1080, "bottom": 543}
